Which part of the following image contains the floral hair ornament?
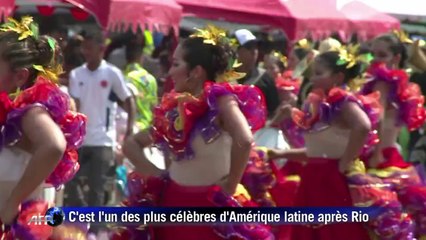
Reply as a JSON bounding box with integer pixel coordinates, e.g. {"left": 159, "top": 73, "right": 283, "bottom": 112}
{"left": 0, "top": 16, "right": 63, "bottom": 83}
{"left": 392, "top": 30, "right": 413, "bottom": 44}
{"left": 191, "top": 25, "right": 246, "bottom": 83}
{"left": 336, "top": 45, "right": 357, "bottom": 69}
{"left": 33, "top": 36, "right": 64, "bottom": 82}
{"left": 190, "top": 25, "right": 228, "bottom": 46}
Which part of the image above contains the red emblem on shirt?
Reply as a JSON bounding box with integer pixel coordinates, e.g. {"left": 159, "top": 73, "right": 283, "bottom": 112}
{"left": 100, "top": 80, "right": 108, "bottom": 88}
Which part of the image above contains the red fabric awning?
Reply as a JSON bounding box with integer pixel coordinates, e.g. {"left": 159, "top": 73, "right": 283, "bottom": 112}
{"left": 107, "top": 0, "right": 182, "bottom": 35}
{"left": 176, "top": 0, "right": 292, "bottom": 35}
{"left": 0, "top": 0, "right": 15, "bottom": 21}
{"left": 176, "top": 0, "right": 352, "bottom": 41}
{"left": 341, "top": 1, "right": 400, "bottom": 40}
{"left": 65, "top": 0, "right": 111, "bottom": 28}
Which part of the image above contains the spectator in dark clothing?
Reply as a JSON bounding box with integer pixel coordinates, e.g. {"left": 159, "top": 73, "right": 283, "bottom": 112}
{"left": 234, "top": 29, "right": 280, "bottom": 118}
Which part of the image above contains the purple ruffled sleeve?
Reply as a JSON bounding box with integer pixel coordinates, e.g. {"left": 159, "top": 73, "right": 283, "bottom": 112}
{"left": 1, "top": 79, "right": 86, "bottom": 188}
{"left": 203, "top": 82, "right": 266, "bottom": 133}
{"left": 361, "top": 62, "right": 426, "bottom": 130}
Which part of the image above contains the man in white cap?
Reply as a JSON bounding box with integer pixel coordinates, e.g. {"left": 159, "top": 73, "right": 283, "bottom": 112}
{"left": 234, "top": 29, "right": 280, "bottom": 118}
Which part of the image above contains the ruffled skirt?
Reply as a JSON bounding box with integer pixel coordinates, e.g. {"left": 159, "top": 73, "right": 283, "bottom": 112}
{"left": 111, "top": 172, "right": 274, "bottom": 240}
{"left": 0, "top": 200, "right": 88, "bottom": 240}
{"left": 291, "top": 157, "right": 370, "bottom": 240}
{"left": 368, "top": 147, "right": 426, "bottom": 238}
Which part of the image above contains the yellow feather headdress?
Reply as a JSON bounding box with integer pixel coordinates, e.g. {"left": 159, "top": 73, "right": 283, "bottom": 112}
{"left": 336, "top": 45, "right": 368, "bottom": 92}
{"left": 393, "top": 30, "right": 413, "bottom": 44}
{"left": 336, "top": 45, "right": 358, "bottom": 69}
{"left": 295, "top": 38, "right": 313, "bottom": 50}
{"left": 0, "top": 16, "right": 63, "bottom": 83}
{"left": 190, "top": 25, "right": 246, "bottom": 83}
{"left": 271, "top": 50, "right": 287, "bottom": 67}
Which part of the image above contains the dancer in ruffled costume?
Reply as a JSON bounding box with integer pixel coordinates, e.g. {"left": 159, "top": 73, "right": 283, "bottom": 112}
{"left": 263, "top": 51, "right": 287, "bottom": 80}
{"left": 267, "top": 49, "right": 407, "bottom": 240}
{"left": 242, "top": 51, "right": 302, "bottom": 209}
{"left": 112, "top": 26, "right": 273, "bottom": 240}
{"left": 361, "top": 33, "right": 426, "bottom": 238}
{"left": 0, "top": 17, "right": 87, "bottom": 239}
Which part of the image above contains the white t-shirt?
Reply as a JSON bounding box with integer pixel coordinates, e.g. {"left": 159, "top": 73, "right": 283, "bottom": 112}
{"left": 69, "top": 60, "right": 131, "bottom": 147}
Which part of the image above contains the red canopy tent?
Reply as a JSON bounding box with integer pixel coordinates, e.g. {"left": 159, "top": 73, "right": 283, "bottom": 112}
{"left": 11, "top": 0, "right": 110, "bottom": 27}
{"left": 284, "top": 0, "right": 351, "bottom": 40}
{"left": 11, "top": 0, "right": 181, "bottom": 36}
{"left": 0, "top": 0, "right": 15, "bottom": 21}
{"left": 107, "top": 0, "right": 182, "bottom": 35}
{"left": 176, "top": 0, "right": 353, "bottom": 40}
{"left": 341, "top": 1, "right": 400, "bottom": 39}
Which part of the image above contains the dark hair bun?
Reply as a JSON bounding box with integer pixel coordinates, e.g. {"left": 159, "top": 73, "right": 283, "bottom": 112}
{"left": 210, "top": 42, "right": 232, "bottom": 77}
{"left": 345, "top": 61, "right": 362, "bottom": 80}
{"left": 181, "top": 37, "right": 235, "bottom": 81}
{"left": 36, "top": 36, "right": 63, "bottom": 67}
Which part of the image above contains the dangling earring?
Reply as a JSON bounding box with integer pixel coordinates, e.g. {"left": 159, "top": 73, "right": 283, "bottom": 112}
{"left": 9, "top": 87, "right": 22, "bottom": 98}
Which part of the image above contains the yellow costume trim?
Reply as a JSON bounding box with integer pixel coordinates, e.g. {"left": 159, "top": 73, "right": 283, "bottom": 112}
{"left": 346, "top": 159, "right": 366, "bottom": 176}
{"left": 284, "top": 175, "right": 301, "bottom": 182}
{"left": 254, "top": 146, "right": 268, "bottom": 153}
{"left": 367, "top": 165, "right": 415, "bottom": 178}
{"left": 174, "top": 93, "right": 198, "bottom": 131}
{"left": 351, "top": 198, "right": 376, "bottom": 207}
{"left": 264, "top": 192, "right": 275, "bottom": 205}
{"left": 234, "top": 184, "right": 252, "bottom": 201}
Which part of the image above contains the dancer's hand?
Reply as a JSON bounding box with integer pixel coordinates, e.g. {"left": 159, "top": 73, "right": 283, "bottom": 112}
{"left": 0, "top": 199, "right": 20, "bottom": 225}
{"left": 267, "top": 148, "right": 286, "bottom": 160}
{"left": 271, "top": 104, "right": 292, "bottom": 126}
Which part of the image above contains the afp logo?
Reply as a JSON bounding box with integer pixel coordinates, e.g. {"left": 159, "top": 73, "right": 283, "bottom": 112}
{"left": 27, "top": 207, "right": 65, "bottom": 227}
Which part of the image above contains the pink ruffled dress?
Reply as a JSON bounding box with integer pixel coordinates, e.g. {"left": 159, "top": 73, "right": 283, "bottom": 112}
{"left": 112, "top": 81, "right": 274, "bottom": 240}
{"left": 286, "top": 87, "right": 413, "bottom": 240}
